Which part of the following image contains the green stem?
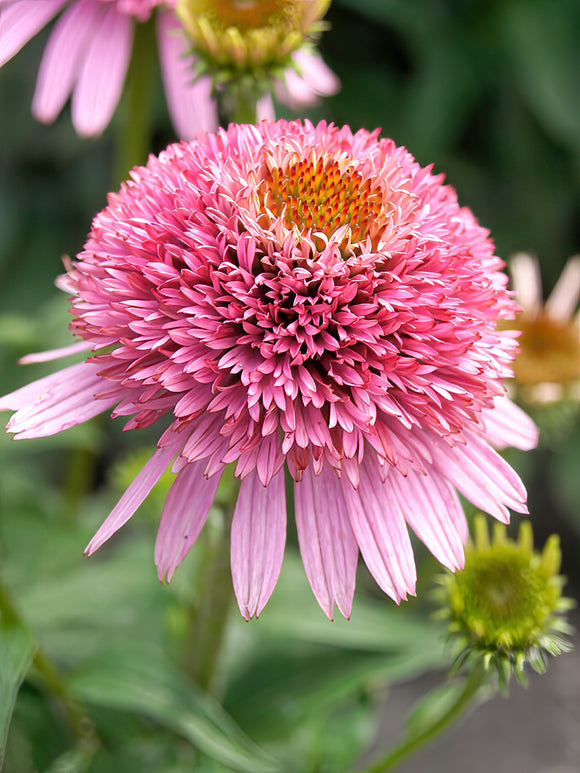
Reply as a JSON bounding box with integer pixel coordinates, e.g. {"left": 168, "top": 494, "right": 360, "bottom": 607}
{"left": 0, "top": 576, "right": 97, "bottom": 747}
{"left": 183, "top": 509, "right": 234, "bottom": 693}
{"left": 361, "top": 665, "right": 488, "bottom": 773}
{"left": 114, "top": 15, "right": 158, "bottom": 184}
{"left": 216, "top": 78, "right": 262, "bottom": 125}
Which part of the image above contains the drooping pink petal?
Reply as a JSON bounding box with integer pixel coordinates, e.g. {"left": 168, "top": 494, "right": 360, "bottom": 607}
{"left": 343, "top": 458, "right": 416, "bottom": 603}
{"left": 275, "top": 48, "right": 340, "bottom": 109}
{"left": 231, "top": 468, "right": 286, "bottom": 619}
{"left": 545, "top": 255, "right": 580, "bottom": 321}
{"left": 31, "top": 0, "right": 99, "bottom": 124}
{"left": 431, "top": 431, "right": 528, "bottom": 523}
{"left": 294, "top": 463, "right": 358, "bottom": 619}
{"left": 480, "top": 395, "right": 538, "bottom": 451}
{"left": 71, "top": 3, "right": 132, "bottom": 137}
{"left": 155, "top": 459, "right": 222, "bottom": 581}
{"left": 86, "top": 442, "right": 179, "bottom": 555}
{"left": 389, "top": 466, "right": 466, "bottom": 571}
{"left": 510, "top": 253, "right": 543, "bottom": 316}
{"left": 156, "top": 9, "right": 216, "bottom": 140}
{"left": 0, "top": 361, "right": 115, "bottom": 438}
{"left": 19, "top": 340, "right": 93, "bottom": 364}
{"left": 0, "top": 0, "right": 67, "bottom": 67}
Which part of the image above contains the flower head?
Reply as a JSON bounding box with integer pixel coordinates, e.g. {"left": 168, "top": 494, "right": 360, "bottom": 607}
{"left": 505, "top": 253, "right": 580, "bottom": 404}
{"left": 0, "top": 0, "right": 208, "bottom": 138}
{"left": 438, "top": 516, "right": 573, "bottom": 686}
{"left": 0, "top": 120, "right": 538, "bottom": 619}
{"left": 177, "top": 0, "right": 329, "bottom": 72}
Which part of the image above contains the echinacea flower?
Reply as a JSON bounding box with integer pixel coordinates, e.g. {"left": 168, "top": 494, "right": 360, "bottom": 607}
{"left": 506, "top": 253, "right": 580, "bottom": 403}
{"left": 438, "top": 515, "right": 573, "bottom": 687}
{"left": 0, "top": 120, "right": 538, "bottom": 620}
{"left": 176, "top": 0, "right": 338, "bottom": 124}
{"left": 0, "top": 0, "right": 210, "bottom": 138}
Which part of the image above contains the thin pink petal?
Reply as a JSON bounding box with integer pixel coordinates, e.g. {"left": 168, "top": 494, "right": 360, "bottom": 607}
{"left": 431, "top": 432, "right": 528, "bottom": 523}
{"left": 294, "top": 464, "right": 358, "bottom": 619}
{"left": 389, "top": 466, "right": 466, "bottom": 571}
{"left": 0, "top": 361, "right": 92, "bottom": 411}
{"left": 0, "top": 361, "right": 115, "bottom": 438}
{"left": 275, "top": 49, "right": 340, "bottom": 109}
{"left": 257, "top": 92, "right": 275, "bottom": 121}
{"left": 343, "top": 458, "right": 416, "bottom": 603}
{"left": 231, "top": 468, "right": 286, "bottom": 619}
{"left": 31, "top": 0, "right": 99, "bottom": 124}
{"left": 86, "top": 442, "right": 179, "bottom": 555}
{"left": 545, "top": 255, "right": 580, "bottom": 321}
{"left": 510, "top": 253, "right": 542, "bottom": 316}
{"left": 0, "top": 0, "right": 67, "bottom": 67}
{"left": 480, "top": 395, "right": 538, "bottom": 451}
{"left": 19, "top": 340, "right": 93, "bottom": 364}
{"left": 71, "top": 4, "right": 132, "bottom": 137}
{"left": 156, "top": 9, "right": 217, "bottom": 139}
{"left": 155, "top": 459, "right": 222, "bottom": 581}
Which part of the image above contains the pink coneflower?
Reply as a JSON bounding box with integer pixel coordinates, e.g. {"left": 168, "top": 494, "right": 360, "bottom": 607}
{"left": 0, "top": 1, "right": 338, "bottom": 138}
{"left": 0, "top": 120, "right": 538, "bottom": 619}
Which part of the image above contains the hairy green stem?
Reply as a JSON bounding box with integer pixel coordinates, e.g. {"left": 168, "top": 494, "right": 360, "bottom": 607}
{"left": 183, "top": 509, "right": 234, "bottom": 693}
{"left": 114, "top": 15, "right": 157, "bottom": 183}
{"left": 217, "top": 79, "right": 262, "bottom": 125}
{"left": 361, "top": 665, "right": 488, "bottom": 773}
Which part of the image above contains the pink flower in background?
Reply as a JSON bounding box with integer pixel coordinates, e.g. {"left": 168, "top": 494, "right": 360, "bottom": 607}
{"left": 506, "top": 252, "right": 580, "bottom": 403}
{"left": 0, "top": 120, "right": 537, "bottom": 619}
{"left": 0, "top": 0, "right": 203, "bottom": 137}
{"left": 0, "top": 1, "right": 339, "bottom": 138}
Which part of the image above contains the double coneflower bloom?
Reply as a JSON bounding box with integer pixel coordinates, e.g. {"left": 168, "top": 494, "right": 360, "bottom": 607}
{"left": 0, "top": 120, "right": 537, "bottom": 619}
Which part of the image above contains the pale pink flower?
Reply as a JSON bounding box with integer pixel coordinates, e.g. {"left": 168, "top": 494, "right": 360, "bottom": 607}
{"left": 0, "top": 0, "right": 211, "bottom": 138}
{"left": 507, "top": 252, "right": 580, "bottom": 403}
{"left": 0, "top": 120, "right": 538, "bottom": 619}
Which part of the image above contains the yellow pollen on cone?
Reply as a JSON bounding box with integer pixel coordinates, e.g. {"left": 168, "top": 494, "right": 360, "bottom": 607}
{"left": 261, "top": 155, "right": 386, "bottom": 247}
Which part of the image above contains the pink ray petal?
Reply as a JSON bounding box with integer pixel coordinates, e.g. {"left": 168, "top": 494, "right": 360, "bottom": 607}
{"left": 480, "top": 395, "right": 538, "bottom": 451}
{"left": 343, "top": 458, "right": 416, "bottom": 603}
{"left": 0, "top": 361, "right": 93, "bottom": 411}
{"left": 156, "top": 9, "right": 217, "bottom": 140}
{"left": 294, "top": 464, "right": 358, "bottom": 619}
{"left": 19, "top": 340, "right": 93, "bottom": 364}
{"left": 275, "top": 49, "right": 340, "bottom": 109}
{"left": 155, "top": 459, "right": 222, "bottom": 581}
{"left": 0, "top": 361, "right": 116, "bottom": 438}
{"left": 545, "top": 255, "right": 580, "bottom": 321}
{"left": 0, "top": 0, "right": 68, "bottom": 67}
{"left": 86, "top": 442, "right": 179, "bottom": 555}
{"left": 71, "top": 3, "right": 132, "bottom": 137}
{"left": 231, "top": 468, "right": 286, "bottom": 620}
{"left": 431, "top": 431, "right": 528, "bottom": 523}
{"left": 389, "top": 466, "right": 466, "bottom": 571}
{"left": 510, "top": 253, "right": 543, "bottom": 316}
{"left": 31, "top": 0, "right": 99, "bottom": 124}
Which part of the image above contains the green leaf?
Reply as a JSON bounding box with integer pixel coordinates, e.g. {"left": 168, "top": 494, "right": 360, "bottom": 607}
{"left": 67, "top": 646, "right": 279, "bottom": 773}
{"left": 0, "top": 622, "right": 36, "bottom": 767}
